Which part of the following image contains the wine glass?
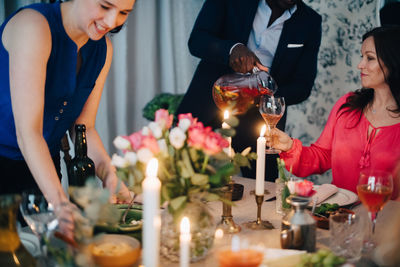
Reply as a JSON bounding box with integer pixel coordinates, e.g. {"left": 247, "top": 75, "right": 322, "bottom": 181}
{"left": 357, "top": 170, "right": 393, "bottom": 250}
{"left": 20, "top": 189, "right": 59, "bottom": 264}
{"left": 259, "top": 95, "right": 285, "bottom": 154}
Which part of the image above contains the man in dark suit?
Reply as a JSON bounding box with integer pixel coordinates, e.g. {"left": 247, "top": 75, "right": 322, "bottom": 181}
{"left": 177, "top": 0, "right": 322, "bottom": 181}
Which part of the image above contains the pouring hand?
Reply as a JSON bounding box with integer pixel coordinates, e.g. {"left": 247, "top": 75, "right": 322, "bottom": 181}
{"left": 229, "top": 44, "right": 261, "bottom": 73}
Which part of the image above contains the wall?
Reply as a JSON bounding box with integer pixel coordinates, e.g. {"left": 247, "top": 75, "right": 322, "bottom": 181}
{"left": 286, "top": 0, "right": 377, "bottom": 183}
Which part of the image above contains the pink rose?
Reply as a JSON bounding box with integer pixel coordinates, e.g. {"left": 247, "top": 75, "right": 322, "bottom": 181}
{"left": 187, "top": 122, "right": 207, "bottom": 149}
{"left": 203, "top": 131, "right": 229, "bottom": 155}
{"left": 295, "top": 180, "right": 314, "bottom": 197}
{"left": 155, "top": 109, "right": 173, "bottom": 130}
{"left": 142, "top": 135, "right": 160, "bottom": 154}
{"left": 127, "top": 131, "right": 145, "bottom": 151}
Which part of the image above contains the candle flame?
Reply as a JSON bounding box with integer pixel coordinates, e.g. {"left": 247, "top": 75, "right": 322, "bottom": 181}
{"left": 260, "top": 124, "right": 267, "bottom": 137}
{"left": 224, "top": 110, "right": 230, "bottom": 120}
{"left": 180, "top": 216, "right": 190, "bottom": 234}
{"left": 215, "top": 229, "right": 224, "bottom": 239}
{"left": 146, "top": 158, "right": 158, "bottom": 177}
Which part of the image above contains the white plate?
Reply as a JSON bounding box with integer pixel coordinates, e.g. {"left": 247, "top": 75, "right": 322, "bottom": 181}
{"left": 19, "top": 232, "right": 41, "bottom": 257}
{"left": 313, "top": 186, "right": 358, "bottom": 206}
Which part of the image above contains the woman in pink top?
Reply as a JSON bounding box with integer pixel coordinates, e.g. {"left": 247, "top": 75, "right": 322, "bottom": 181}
{"left": 267, "top": 26, "right": 400, "bottom": 199}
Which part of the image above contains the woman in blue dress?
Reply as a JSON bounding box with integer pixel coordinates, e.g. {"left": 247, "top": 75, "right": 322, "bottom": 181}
{"left": 0, "top": 0, "right": 136, "bottom": 237}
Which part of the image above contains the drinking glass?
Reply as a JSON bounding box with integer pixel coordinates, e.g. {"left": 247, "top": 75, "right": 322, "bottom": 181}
{"left": 259, "top": 95, "right": 285, "bottom": 154}
{"left": 329, "top": 212, "right": 364, "bottom": 262}
{"left": 20, "top": 189, "right": 59, "bottom": 264}
{"left": 357, "top": 170, "right": 393, "bottom": 250}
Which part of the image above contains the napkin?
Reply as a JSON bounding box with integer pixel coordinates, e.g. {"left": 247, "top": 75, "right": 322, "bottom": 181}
{"left": 261, "top": 248, "right": 306, "bottom": 267}
{"left": 311, "top": 184, "right": 338, "bottom": 205}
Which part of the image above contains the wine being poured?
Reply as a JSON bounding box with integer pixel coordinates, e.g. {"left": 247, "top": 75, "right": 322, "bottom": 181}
{"left": 259, "top": 95, "right": 285, "bottom": 154}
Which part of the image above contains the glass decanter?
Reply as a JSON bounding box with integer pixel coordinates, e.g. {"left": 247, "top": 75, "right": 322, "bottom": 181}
{"left": 212, "top": 67, "right": 277, "bottom": 115}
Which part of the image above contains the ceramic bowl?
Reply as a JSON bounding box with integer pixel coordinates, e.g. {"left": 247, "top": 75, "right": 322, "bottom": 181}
{"left": 232, "top": 183, "right": 244, "bottom": 201}
{"left": 312, "top": 208, "right": 354, "bottom": 230}
{"left": 90, "top": 234, "right": 141, "bottom": 267}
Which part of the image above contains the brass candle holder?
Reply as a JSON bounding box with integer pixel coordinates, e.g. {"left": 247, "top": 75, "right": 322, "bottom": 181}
{"left": 243, "top": 194, "right": 274, "bottom": 230}
{"left": 217, "top": 179, "right": 241, "bottom": 234}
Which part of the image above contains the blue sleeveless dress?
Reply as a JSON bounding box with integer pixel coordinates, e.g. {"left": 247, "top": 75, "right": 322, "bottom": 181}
{"left": 0, "top": 2, "right": 107, "bottom": 160}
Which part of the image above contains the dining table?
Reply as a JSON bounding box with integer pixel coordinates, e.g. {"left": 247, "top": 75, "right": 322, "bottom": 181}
{"left": 19, "top": 176, "right": 399, "bottom": 266}
{"left": 157, "top": 176, "right": 400, "bottom": 267}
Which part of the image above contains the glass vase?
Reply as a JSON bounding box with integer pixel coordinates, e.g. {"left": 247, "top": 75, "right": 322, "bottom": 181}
{"left": 160, "top": 201, "right": 216, "bottom": 262}
{"left": 0, "top": 194, "right": 37, "bottom": 267}
{"left": 275, "top": 178, "right": 290, "bottom": 215}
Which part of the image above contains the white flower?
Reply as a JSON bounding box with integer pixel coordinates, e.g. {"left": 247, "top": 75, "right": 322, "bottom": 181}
{"left": 287, "top": 180, "right": 296, "bottom": 195}
{"left": 169, "top": 127, "right": 186, "bottom": 149}
{"left": 149, "top": 121, "right": 162, "bottom": 139}
{"left": 141, "top": 126, "right": 150, "bottom": 136}
{"left": 241, "top": 147, "right": 251, "bottom": 156}
{"left": 157, "top": 139, "right": 168, "bottom": 155}
{"left": 223, "top": 146, "right": 235, "bottom": 158}
{"left": 124, "top": 151, "right": 137, "bottom": 165}
{"left": 111, "top": 154, "right": 128, "bottom": 168}
{"left": 137, "top": 148, "right": 153, "bottom": 164}
{"left": 113, "top": 136, "right": 131, "bottom": 150}
{"left": 178, "top": 118, "right": 191, "bottom": 132}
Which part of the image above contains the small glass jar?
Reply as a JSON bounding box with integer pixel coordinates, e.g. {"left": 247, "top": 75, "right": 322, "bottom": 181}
{"left": 275, "top": 178, "right": 290, "bottom": 215}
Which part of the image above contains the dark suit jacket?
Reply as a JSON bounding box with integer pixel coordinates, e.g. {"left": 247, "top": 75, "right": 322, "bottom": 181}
{"left": 177, "top": 0, "right": 322, "bottom": 178}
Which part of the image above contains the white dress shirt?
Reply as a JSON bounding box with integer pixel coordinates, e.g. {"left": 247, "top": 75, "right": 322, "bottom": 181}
{"left": 246, "top": 0, "right": 297, "bottom": 68}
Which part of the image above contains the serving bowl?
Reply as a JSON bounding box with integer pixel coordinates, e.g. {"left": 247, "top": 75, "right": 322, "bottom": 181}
{"left": 312, "top": 208, "right": 354, "bottom": 230}
{"left": 89, "top": 234, "right": 141, "bottom": 267}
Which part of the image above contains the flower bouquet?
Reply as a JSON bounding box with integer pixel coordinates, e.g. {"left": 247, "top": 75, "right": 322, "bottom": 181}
{"left": 112, "top": 108, "right": 255, "bottom": 215}
{"left": 276, "top": 159, "right": 314, "bottom": 213}
{"left": 112, "top": 109, "right": 255, "bottom": 261}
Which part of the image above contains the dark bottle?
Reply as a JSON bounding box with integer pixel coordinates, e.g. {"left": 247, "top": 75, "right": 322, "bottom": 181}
{"left": 68, "top": 124, "right": 96, "bottom": 186}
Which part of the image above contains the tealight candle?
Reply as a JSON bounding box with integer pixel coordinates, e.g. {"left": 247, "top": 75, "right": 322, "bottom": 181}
{"left": 143, "top": 158, "right": 161, "bottom": 267}
{"left": 180, "top": 217, "right": 191, "bottom": 267}
{"left": 218, "top": 235, "right": 263, "bottom": 267}
{"left": 256, "top": 125, "right": 266, "bottom": 196}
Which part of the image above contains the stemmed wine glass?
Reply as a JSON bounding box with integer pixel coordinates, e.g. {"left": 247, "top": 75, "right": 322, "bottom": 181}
{"left": 20, "top": 189, "right": 59, "bottom": 264}
{"left": 259, "top": 95, "right": 285, "bottom": 154}
{"left": 356, "top": 170, "right": 393, "bottom": 250}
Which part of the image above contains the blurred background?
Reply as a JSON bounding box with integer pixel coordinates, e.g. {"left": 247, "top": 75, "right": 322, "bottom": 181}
{"left": 1, "top": 0, "right": 398, "bottom": 184}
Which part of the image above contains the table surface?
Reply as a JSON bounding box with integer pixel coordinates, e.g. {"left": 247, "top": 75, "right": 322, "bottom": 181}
{"left": 159, "top": 176, "right": 400, "bottom": 267}
{"left": 20, "top": 176, "right": 399, "bottom": 266}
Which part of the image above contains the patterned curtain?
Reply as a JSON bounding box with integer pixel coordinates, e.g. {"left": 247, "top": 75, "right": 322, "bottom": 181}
{"left": 287, "top": 0, "right": 378, "bottom": 184}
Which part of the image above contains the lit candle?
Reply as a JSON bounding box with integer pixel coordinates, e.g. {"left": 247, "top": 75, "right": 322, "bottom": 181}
{"left": 256, "top": 125, "right": 266, "bottom": 196}
{"left": 143, "top": 158, "right": 161, "bottom": 267}
{"left": 180, "top": 217, "right": 191, "bottom": 267}
{"left": 222, "top": 110, "right": 232, "bottom": 158}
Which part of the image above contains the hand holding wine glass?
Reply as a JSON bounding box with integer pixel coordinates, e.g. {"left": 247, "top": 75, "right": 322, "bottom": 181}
{"left": 259, "top": 95, "right": 285, "bottom": 154}
{"left": 265, "top": 127, "right": 294, "bottom": 153}
{"left": 357, "top": 170, "right": 393, "bottom": 250}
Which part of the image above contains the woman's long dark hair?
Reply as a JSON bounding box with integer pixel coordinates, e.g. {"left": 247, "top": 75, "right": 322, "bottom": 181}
{"left": 339, "top": 26, "right": 400, "bottom": 119}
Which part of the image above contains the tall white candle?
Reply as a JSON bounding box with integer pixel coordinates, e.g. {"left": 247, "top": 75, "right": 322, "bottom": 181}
{"left": 222, "top": 110, "right": 232, "bottom": 158}
{"left": 180, "top": 217, "right": 191, "bottom": 267}
{"left": 256, "top": 125, "right": 266, "bottom": 196}
{"left": 143, "top": 158, "right": 161, "bottom": 267}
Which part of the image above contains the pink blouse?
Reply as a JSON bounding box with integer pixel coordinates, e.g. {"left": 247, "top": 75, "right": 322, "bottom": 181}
{"left": 280, "top": 93, "right": 400, "bottom": 197}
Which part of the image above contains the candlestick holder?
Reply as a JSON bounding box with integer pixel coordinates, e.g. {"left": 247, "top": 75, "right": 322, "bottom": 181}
{"left": 217, "top": 180, "right": 241, "bottom": 234}
{"left": 243, "top": 194, "right": 274, "bottom": 230}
